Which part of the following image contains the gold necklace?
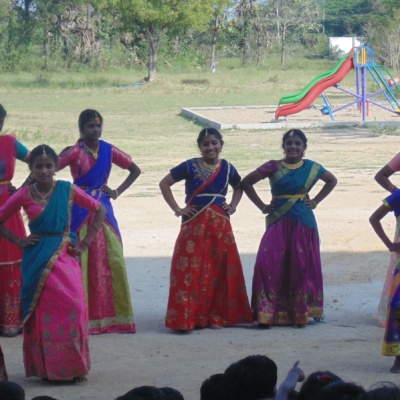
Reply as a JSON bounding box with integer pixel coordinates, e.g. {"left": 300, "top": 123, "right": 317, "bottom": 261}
{"left": 202, "top": 160, "right": 220, "bottom": 171}
{"left": 281, "top": 160, "right": 304, "bottom": 170}
{"left": 34, "top": 182, "right": 55, "bottom": 206}
{"left": 84, "top": 143, "right": 99, "bottom": 159}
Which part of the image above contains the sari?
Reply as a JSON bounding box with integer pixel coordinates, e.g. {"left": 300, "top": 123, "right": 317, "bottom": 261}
{"left": 58, "top": 140, "right": 135, "bottom": 334}
{"left": 382, "top": 191, "right": 400, "bottom": 356}
{"left": 0, "top": 181, "right": 96, "bottom": 380}
{"left": 165, "top": 159, "right": 253, "bottom": 330}
{"left": 251, "top": 159, "right": 327, "bottom": 326}
{"left": 0, "top": 135, "right": 29, "bottom": 337}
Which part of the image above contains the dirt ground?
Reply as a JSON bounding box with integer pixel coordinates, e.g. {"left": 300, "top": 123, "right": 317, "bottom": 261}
{"left": 2, "top": 107, "right": 400, "bottom": 400}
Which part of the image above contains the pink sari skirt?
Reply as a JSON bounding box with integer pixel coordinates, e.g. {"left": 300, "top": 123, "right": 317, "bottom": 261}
{"left": 0, "top": 187, "right": 25, "bottom": 337}
{"left": 23, "top": 247, "right": 90, "bottom": 380}
{"left": 252, "top": 216, "right": 323, "bottom": 326}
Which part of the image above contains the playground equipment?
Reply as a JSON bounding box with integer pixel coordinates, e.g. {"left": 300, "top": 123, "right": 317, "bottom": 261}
{"left": 275, "top": 46, "right": 400, "bottom": 121}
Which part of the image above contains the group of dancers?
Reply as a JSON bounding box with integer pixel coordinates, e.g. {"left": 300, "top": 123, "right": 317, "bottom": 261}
{"left": 0, "top": 111, "right": 399, "bottom": 383}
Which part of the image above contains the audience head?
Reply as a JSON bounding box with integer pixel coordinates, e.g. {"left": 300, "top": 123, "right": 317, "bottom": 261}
{"left": 158, "top": 387, "right": 184, "bottom": 400}
{"left": 31, "top": 397, "right": 58, "bottom": 400}
{"left": 360, "top": 383, "right": 400, "bottom": 400}
{"left": 200, "top": 373, "right": 226, "bottom": 400}
{"left": 0, "top": 381, "right": 25, "bottom": 400}
{"left": 115, "top": 386, "right": 169, "bottom": 400}
{"left": 223, "top": 355, "right": 278, "bottom": 400}
{"left": 297, "top": 371, "right": 343, "bottom": 400}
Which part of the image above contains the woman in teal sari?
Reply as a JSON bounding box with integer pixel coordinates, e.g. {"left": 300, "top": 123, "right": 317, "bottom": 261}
{"left": 242, "top": 129, "right": 337, "bottom": 328}
{"left": 0, "top": 145, "right": 105, "bottom": 382}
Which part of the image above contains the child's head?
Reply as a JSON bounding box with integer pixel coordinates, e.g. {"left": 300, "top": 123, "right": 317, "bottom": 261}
{"left": 0, "top": 381, "right": 25, "bottom": 400}
{"left": 200, "top": 373, "right": 226, "bottom": 400}
{"left": 298, "top": 371, "right": 344, "bottom": 400}
{"left": 223, "top": 355, "right": 278, "bottom": 400}
{"left": 359, "top": 383, "right": 400, "bottom": 400}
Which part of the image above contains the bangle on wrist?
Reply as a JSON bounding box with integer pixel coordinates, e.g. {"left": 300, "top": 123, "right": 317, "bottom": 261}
{"left": 174, "top": 208, "right": 181, "bottom": 217}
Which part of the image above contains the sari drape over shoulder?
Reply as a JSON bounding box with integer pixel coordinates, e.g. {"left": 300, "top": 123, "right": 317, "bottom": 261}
{"left": 165, "top": 159, "right": 253, "bottom": 330}
{"left": 0, "top": 134, "right": 28, "bottom": 336}
{"left": 252, "top": 159, "right": 326, "bottom": 326}
{"left": 58, "top": 140, "right": 135, "bottom": 334}
{"left": 0, "top": 181, "right": 91, "bottom": 380}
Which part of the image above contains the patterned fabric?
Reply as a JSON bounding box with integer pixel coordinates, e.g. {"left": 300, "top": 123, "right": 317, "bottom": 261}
{"left": 165, "top": 159, "right": 252, "bottom": 330}
{"left": 58, "top": 140, "right": 135, "bottom": 334}
{"left": 0, "top": 181, "right": 98, "bottom": 380}
{"left": 252, "top": 159, "right": 326, "bottom": 326}
{"left": 382, "top": 191, "right": 400, "bottom": 355}
{"left": 0, "top": 135, "right": 29, "bottom": 337}
{"left": 377, "top": 152, "right": 400, "bottom": 326}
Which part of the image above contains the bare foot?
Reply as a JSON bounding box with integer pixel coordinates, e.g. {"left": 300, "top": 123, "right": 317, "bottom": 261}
{"left": 73, "top": 376, "right": 88, "bottom": 383}
{"left": 390, "top": 357, "right": 400, "bottom": 373}
{"left": 209, "top": 324, "right": 223, "bottom": 330}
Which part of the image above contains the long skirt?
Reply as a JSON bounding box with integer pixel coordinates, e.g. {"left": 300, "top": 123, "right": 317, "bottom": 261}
{"left": 79, "top": 216, "right": 135, "bottom": 334}
{"left": 382, "top": 258, "right": 400, "bottom": 356}
{"left": 165, "top": 205, "right": 253, "bottom": 331}
{"left": 252, "top": 216, "right": 323, "bottom": 326}
{"left": 377, "top": 216, "right": 400, "bottom": 327}
{"left": 23, "top": 248, "right": 90, "bottom": 380}
{"left": 0, "top": 195, "right": 25, "bottom": 337}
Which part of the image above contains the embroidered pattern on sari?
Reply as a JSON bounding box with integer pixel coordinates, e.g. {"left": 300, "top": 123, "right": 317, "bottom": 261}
{"left": 21, "top": 181, "right": 73, "bottom": 324}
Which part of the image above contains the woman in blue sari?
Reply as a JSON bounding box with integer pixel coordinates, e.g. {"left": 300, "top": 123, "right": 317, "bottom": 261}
{"left": 58, "top": 109, "right": 141, "bottom": 334}
{"left": 370, "top": 189, "right": 400, "bottom": 373}
{"left": 0, "top": 145, "right": 105, "bottom": 382}
{"left": 242, "top": 129, "right": 337, "bottom": 328}
{"left": 160, "top": 128, "right": 253, "bottom": 331}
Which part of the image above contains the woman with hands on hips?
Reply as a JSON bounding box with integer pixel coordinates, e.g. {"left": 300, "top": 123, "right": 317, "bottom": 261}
{"left": 0, "top": 144, "right": 105, "bottom": 382}
{"left": 241, "top": 129, "right": 337, "bottom": 328}
{"left": 57, "top": 109, "right": 140, "bottom": 334}
{"left": 159, "top": 127, "right": 253, "bottom": 331}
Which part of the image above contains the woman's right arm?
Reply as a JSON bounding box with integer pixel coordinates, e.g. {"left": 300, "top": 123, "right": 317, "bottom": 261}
{"left": 369, "top": 204, "right": 394, "bottom": 251}
{"left": 159, "top": 173, "right": 197, "bottom": 218}
{"left": 241, "top": 170, "right": 272, "bottom": 214}
{"left": 375, "top": 165, "right": 397, "bottom": 193}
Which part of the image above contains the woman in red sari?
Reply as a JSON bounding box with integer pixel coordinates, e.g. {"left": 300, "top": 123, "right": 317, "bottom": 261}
{"left": 159, "top": 128, "right": 253, "bottom": 331}
{"left": 0, "top": 104, "right": 30, "bottom": 337}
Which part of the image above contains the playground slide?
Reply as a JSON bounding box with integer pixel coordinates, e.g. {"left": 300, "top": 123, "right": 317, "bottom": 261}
{"left": 278, "top": 54, "right": 350, "bottom": 105}
{"left": 275, "top": 55, "right": 354, "bottom": 120}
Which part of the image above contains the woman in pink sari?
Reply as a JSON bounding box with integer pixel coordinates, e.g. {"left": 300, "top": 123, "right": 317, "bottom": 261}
{"left": 0, "top": 104, "right": 30, "bottom": 337}
{"left": 0, "top": 145, "right": 105, "bottom": 382}
{"left": 375, "top": 153, "right": 400, "bottom": 327}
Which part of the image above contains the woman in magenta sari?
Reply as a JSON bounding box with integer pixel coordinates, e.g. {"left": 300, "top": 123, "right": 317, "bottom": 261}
{"left": 370, "top": 190, "right": 400, "bottom": 373}
{"left": 242, "top": 129, "right": 337, "bottom": 328}
{"left": 160, "top": 128, "right": 253, "bottom": 331}
{"left": 0, "top": 145, "right": 105, "bottom": 382}
{"left": 0, "top": 104, "right": 30, "bottom": 337}
{"left": 375, "top": 153, "right": 400, "bottom": 327}
{"left": 58, "top": 109, "right": 141, "bottom": 334}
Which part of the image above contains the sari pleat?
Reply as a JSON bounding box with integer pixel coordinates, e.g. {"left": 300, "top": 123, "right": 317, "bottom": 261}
{"left": 165, "top": 207, "right": 253, "bottom": 330}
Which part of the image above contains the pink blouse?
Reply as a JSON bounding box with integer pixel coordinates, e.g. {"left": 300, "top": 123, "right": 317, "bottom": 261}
{"left": 58, "top": 141, "right": 132, "bottom": 180}
{"left": 0, "top": 184, "right": 100, "bottom": 223}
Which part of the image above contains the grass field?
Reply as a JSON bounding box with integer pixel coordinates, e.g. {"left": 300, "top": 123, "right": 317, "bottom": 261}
{"left": 1, "top": 56, "right": 396, "bottom": 191}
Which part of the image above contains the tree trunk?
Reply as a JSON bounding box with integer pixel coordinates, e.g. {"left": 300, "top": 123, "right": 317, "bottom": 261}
{"left": 147, "top": 28, "right": 162, "bottom": 82}
{"left": 281, "top": 30, "right": 285, "bottom": 69}
{"left": 210, "top": 15, "right": 218, "bottom": 67}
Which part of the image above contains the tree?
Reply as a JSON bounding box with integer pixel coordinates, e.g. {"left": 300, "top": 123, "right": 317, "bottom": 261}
{"left": 266, "top": 0, "right": 321, "bottom": 69}
{"left": 96, "top": 0, "right": 218, "bottom": 81}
